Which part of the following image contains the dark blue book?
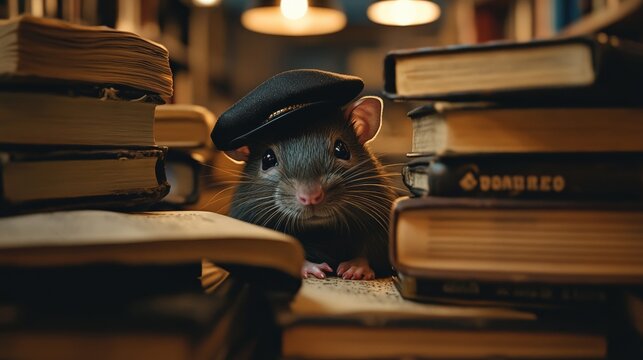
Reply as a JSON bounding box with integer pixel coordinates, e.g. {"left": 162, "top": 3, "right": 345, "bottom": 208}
{"left": 402, "top": 153, "right": 643, "bottom": 201}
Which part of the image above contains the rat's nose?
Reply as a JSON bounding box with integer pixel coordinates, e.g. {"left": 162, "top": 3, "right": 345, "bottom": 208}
{"left": 296, "top": 184, "right": 324, "bottom": 205}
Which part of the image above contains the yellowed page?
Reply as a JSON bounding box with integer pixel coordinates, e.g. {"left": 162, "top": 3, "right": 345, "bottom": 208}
{"left": 0, "top": 210, "right": 304, "bottom": 278}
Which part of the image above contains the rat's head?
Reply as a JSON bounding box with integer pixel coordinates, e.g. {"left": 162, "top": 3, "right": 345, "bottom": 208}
{"left": 224, "top": 97, "right": 386, "bottom": 234}
{"left": 211, "top": 70, "right": 395, "bottom": 240}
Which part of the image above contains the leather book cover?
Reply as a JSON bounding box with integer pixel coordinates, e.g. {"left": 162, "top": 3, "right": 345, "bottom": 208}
{"left": 384, "top": 36, "right": 643, "bottom": 105}
{"left": 402, "top": 153, "right": 643, "bottom": 200}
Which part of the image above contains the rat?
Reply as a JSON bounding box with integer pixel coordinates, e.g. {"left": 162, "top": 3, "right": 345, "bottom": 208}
{"left": 223, "top": 96, "right": 397, "bottom": 280}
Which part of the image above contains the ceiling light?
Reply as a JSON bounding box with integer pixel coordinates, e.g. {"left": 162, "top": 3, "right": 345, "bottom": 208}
{"left": 367, "top": 0, "right": 441, "bottom": 26}
{"left": 191, "top": 0, "right": 221, "bottom": 6}
{"left": 242, "top": 0, "right": 347, "bottom": 36}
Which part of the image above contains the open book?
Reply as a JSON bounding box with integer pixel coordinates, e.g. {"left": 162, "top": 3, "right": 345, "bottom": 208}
{"left": 280, "top": 277, "right": 606, "bottom": 359}
{"left": 0, "top": 210, "right": 304, "bottom": 302}
{"left": 0, "top": 210, "right": 303, "bottom": 275}
{"left": 1, "top": 211, "right": 302, "bottom": 359}
{"left": 0, "top": 16, "right": 173, "bottom": 97}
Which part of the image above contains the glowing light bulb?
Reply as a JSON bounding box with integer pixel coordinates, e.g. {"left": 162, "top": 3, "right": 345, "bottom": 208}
{"left": 368, "top": 0, "right": 440, "bottom": 26}
{"left": 280, "top": 0, "right": 308, "bottom": 20}
{"left": 192, "top": 0, "right": 220, "bottom": 6}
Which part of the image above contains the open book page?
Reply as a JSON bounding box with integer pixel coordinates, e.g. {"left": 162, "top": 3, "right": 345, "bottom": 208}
{"left": 283, "top": 278, "right": 607, "bottom": 360}
{"left": 289, "top": 277, "right": 535, "bottom": 320}
{"left": 0, "top": 210, "right": 304, "bottom": 277}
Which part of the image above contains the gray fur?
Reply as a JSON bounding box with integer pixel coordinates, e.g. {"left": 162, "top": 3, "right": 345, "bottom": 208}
{"left": 229, "top": 110, "right": 396, "bottom": 276}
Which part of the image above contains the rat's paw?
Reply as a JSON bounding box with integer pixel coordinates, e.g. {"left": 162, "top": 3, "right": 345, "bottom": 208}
{"left": 301, "top": 261, "right": 333, "bottom": 279}
{"left": 337, "top": 257, "right": 375, "bottom": 280}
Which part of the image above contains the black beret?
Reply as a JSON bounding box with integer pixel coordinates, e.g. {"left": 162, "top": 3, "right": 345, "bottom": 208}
{"left": 211, "top": 69, "right": 364, "bottom": 151}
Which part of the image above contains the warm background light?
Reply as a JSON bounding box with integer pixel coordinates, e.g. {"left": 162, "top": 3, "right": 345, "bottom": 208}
{"left": 191, "top": 0, "right": 221, "bottom": 7}
{"left": 368, "top": 0, "right": 441, "bottom": 26}
{"left": 242, "top": 0, "right": 346, "bottom": 36}
{"left": 281, "top": 0, "right": 309, "bottom": 20}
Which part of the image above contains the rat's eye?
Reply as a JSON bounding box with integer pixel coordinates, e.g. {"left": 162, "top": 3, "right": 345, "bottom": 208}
{"left": 261, "top": 149, "right": 278, "bottom": 170}
{"left": 334, "top": 139, "right": 350, "bottom": 160}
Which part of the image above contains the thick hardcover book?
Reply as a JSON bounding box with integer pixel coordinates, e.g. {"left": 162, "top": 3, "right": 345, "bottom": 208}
{"left": 0, "top": 147, "right": 169, "bottom": 214}
{"left": 407, "top": 103, "right": 643, "bottom": 155}
{"left": 390, "top": 197, "right": 643, "bottom": 286}
{"left": 0, "top": 16, "right": 173, "bottom": 97}
{"left": 384, "top": 35, "right": 643, "bottom": 105}
{"left": 393, "top": 272, "right": 611, "bottom": 309}
{"left": 279, "top": 278, "right": 606, "bottom": 359}
{"left": 402, "top": 153, "right": 643, "bottom": 200}
{"left": 0, "top": 91, "right": 157, "bottom": 146}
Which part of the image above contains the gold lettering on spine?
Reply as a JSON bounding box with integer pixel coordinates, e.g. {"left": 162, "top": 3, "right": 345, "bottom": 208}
{"left": 527, "top": 175, "right": 539, "bottom": 191}
{"left": 476, "top": 174, "right": 566, "bottom": 193}
{"left": 491, "top": 176, "right": 502, "bottom": 191}
{"left": 513, "top": 176, "right": 525, "bottom": 191}
{"left": 553, "top": 176, "right": 565, "bottom": 192}
{"left": 480, "top": 176, "right": 491, "bottom": 191}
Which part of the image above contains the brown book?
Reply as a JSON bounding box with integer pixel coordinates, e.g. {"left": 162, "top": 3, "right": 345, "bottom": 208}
{"left": 0, "top": 147, "right": 169, "bottom": 214}
{"left": 0, "top": 15, "right": 172, "bottom": 98}
{"left": 384, "top": 35, "right": 643, "bottom": 105}
{"left": 0, "top": 91, "right": 157, "bottom": 146}
{"left": 407, "top": 103, "right": 643, "bottom": 155}
{"left": 391, "top": 197, "right": 643, "bottom": 287}
{"left": 0, "top": 209, "right": 303, "bottom": 279}
{"left": 279, "top": 277, "right": 606, "bottom": 359}
{"left": 0, "top": 210, "right": 305, "bottom": 360}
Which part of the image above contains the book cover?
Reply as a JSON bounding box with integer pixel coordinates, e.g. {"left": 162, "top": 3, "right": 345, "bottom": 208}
{"left": 402, "top": 153, "right": 643, "bottom": 200}
{"left": 393, "top": 272, "right": 611, "bottom": 309}
{"left": 0, "top": 147, "right": 170, "bottom": 214}
{"left": 384, "top": 35, "right": 643, "bottom": 105}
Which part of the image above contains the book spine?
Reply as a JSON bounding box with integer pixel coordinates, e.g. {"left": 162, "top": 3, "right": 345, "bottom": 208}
{"left": 402, "top": 155, "right": 643, "bottom": 200}
{"left": 394, "top": 273, "right": 610, "bottom": 307}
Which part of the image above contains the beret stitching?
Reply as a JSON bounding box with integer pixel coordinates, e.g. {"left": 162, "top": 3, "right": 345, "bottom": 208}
{"left": 266, "top": 103, "right": 310, "bottom": 123}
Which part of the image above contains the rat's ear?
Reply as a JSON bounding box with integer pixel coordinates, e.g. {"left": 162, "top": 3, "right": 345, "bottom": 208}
{"left": 224, "top": 146, "right": 250, "bottom": 163}
{"left": 344, "top": 96, "right": 383, "bottom": 145}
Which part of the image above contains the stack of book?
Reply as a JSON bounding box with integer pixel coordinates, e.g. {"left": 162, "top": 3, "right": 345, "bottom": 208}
{"left": 0, "top": 15, "right": 173, "bottom": 214}
{"left": 0, "top": 210, "right": 304, "bottom": 359}
{"left": 383, "top": 34, "right": 643, "bottom": 355}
